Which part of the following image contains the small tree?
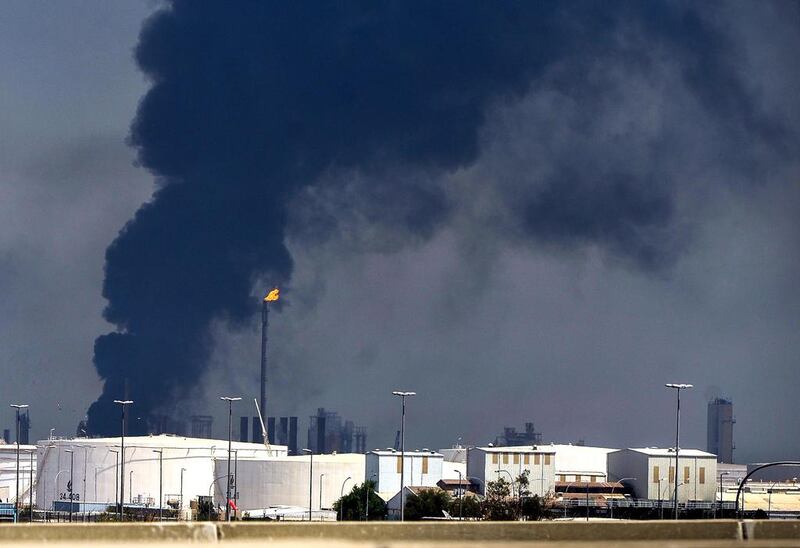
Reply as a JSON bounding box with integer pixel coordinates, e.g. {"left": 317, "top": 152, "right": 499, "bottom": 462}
{"left": 332, "top": 480, "right": 387, "bottom": 521}
{"left": 448, "top": 494, "right": 481, "bottom": 519}
{"left": 482, "top": 477, "right": 516, "bottom": 521}
{"left": 404, "top": 488, "right": 451, "bottom": 520}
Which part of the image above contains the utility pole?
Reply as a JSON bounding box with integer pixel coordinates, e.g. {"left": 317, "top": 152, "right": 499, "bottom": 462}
{"left": 113, "top": 399, "right": 133, "bottom": 521}
{"left": 391, "top": 391, "right": 416, "bottom": 522}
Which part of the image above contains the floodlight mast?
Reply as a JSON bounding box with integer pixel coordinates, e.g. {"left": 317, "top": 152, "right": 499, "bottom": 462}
{"left": 664, "top": 383, "right": 693, "bottom": 519}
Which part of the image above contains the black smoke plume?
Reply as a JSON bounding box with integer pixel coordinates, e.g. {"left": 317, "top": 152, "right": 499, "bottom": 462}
{"left": 87, "top": 1, "right": 778, "bottom": 434}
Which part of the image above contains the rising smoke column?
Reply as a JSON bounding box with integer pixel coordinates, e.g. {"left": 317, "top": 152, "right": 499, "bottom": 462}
{"left": 87, "top": 1, "right": 777, "bottom": 434}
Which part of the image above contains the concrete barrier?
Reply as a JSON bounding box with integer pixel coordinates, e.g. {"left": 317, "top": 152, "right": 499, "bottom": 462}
{"left": 0, "top": 523, "right": 217, "bottom": 543}
{"left": 216, "top": 521, "right": 744, "bottom": 542}
{"left": 745, "top": 520, "right": 800, "bottom": 539}
{"left": 2, "top": 519, "right": 798, "bottom": 543}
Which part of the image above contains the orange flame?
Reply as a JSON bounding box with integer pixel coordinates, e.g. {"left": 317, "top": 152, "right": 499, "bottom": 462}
{"left": 264, "top": 288, "right": 280, "bottom": 302}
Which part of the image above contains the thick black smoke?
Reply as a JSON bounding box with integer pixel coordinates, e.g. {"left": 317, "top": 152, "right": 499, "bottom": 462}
{"left": 87, "top": 1, "right": 779, "bottom": 434}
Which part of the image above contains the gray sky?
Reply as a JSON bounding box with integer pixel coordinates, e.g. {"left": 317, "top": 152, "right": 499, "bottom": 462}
{"left": 0, "top": 1, "right": 798, "bottom": 463}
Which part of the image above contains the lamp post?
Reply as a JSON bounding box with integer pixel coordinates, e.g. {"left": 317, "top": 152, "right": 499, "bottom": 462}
{"left": 129, "top": 470, "right": 133, "bottom": 503}
{"left": 455, "top": 469, "right": 464, "bottom": 520}
{"left": 10, "top": 403, "right": 28, "bottom": 523}
{"left": 319, "top": 473, "right": 326, "bottom": 510}
{"left": 365, "top": 472, "right": 376, "bottom": 521}
{"left": 563, "top": 481, "right": 577, "bottom": 519}
{"left": 81, "top": 445, "right": 93, "bottom": 521}
{"left": 219, "top": 396, "right": 241, "bottom": 521}
{"left": 302, "top": 449, "right": 313, "bottom": 521}
{"left": 152, "top": 449, "right": 163, "bottom": 522}
{"left": 391, "top": 391, "right": 416, "bottom": 522}
{"left": 657, "top": 477, "right": 667, "bottom": 519}
{"left": 339, "top": 476, "right": 351, "bottom": 521}
{"left": 665, "top": 383, "right": 692, "bottom": 520}
{"left": 64, "top": 449, "right": 75, "bottom": 523}
{"left": 716, "top": 471, "right": 729, "bottom": 519}
{"left": 609, "top": 477, "right": 635, "bottom": 519}
{"left": 113, "top": 399, "right": 133, "bottom": 521}
{"left": 109, "top": 449, "right": 119, "bottom": 518}
{"left": 767, "top": 481, "right": 779, "bottom": 519}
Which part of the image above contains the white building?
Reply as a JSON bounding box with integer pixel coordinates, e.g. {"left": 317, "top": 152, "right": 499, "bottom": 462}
{"left": 467, "top": 446, "right": 556, "bottom": 496}
{"left": 366, "top": 449, "right": 443, "bottom": 499}
{"left": 0, "top": 443, "right": 36, "bottom": 504}
{"left": 549, "top": 444, "right": 617, "bottom": 483}
{"left": 36, "top": 435, "right": 286, "bottom": 514}
{"left": 607, "top": 448, "right": 717, "bottom": 502}
{"left": 228, "top": 453, "right": 364, "bottom": 513}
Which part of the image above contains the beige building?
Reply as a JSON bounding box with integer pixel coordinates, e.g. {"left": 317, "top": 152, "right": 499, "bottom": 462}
{"left": 467, "top": 446, "right": 555, "bottom": 497}
{"left": 607, "top": 448, "right": 717, "bottom": 502}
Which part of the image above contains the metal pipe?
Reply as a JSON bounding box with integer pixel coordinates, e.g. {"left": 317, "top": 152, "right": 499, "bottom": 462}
{"left": 152, "top": 449, "right": 163, "bottom": 521}
{"left": 302, "top": 449, "right": 313, "bottom": 521}
{"left": 319, "top": 473, "right": 326, "bottom": 510}
{"left": 65, "top": 449, "right": 75, "bottom": 523}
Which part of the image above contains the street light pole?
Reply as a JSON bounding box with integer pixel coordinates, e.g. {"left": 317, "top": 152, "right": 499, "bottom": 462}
{"left": 220, "top": 396, "right": 241, "bottom": 522}
{"left": 609, "top": 477, "right": 635, "bottom": 519}
{"left": 665, "top": 383, "right": 692, "bottom": 520}
{"left": 365, "top": 472, "right": 376, "bottom": 521}
{"left": 563, "top": 481, "right": 577, "bottom": 519}
{"left": 392, "top": 391, "right": 416, "bottom": 522}
{"left": 10, "top": 403, "right": 28, "bottom": 523}
{"left": 65, "top": 449, "right": 75, "bottom": 523}
{"left": 152, "top": 449, "right": 163, "bottom": 522}
{"left": 113, "top": 399, "right": 133, "bottom": 521}
{"left": 339, "top": 476, "right": 351, "bottom": 521}
{"left": 716, "top": 471, "right": 729, "bottom": 519}
{"left": 455, "top": 469, "right": 463, "bottom": 520}
{"left": 302, "top": 449, "right": 313, "bottom": 521}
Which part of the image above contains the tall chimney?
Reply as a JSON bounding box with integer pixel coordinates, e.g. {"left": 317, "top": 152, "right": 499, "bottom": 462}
{"left": 260, "top": 297, "right": 269, "bottom": 423}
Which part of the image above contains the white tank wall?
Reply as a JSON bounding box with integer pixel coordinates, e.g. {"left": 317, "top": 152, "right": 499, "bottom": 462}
{"left": 36, "top": 436, "right": 286, "bottom": 511}
{"left": 0, "top": 445, "right": 36, "bottom": 504}
{"left": 222, "top": 454, "right": 365, "bottom": 512}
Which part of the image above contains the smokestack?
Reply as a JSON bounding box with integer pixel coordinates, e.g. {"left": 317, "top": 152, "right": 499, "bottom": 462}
{"left": 260, "top": 297, "right": 268, "bottom": 424}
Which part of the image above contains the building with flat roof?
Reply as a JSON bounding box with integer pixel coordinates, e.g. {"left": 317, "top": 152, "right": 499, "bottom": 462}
{"left": 548, "top": 443, "right": 617, "bottom": 483}
{"left": 366, "top": 449, "right": 443, "bottom": 499}
{"left": 607, "top": 448, "right": 717, "bottom": 502}
{"left": 467, "top": 445, "right": 555, "bottom": 496}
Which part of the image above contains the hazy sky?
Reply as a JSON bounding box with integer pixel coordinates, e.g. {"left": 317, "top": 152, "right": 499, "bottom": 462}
{"left": 0, "top": 1, "right": 798, "bottom": 463}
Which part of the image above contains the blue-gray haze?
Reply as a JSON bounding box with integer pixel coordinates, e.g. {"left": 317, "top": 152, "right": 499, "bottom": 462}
{"left": 0, "top": 1, "right": 797, "bottom": 462}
